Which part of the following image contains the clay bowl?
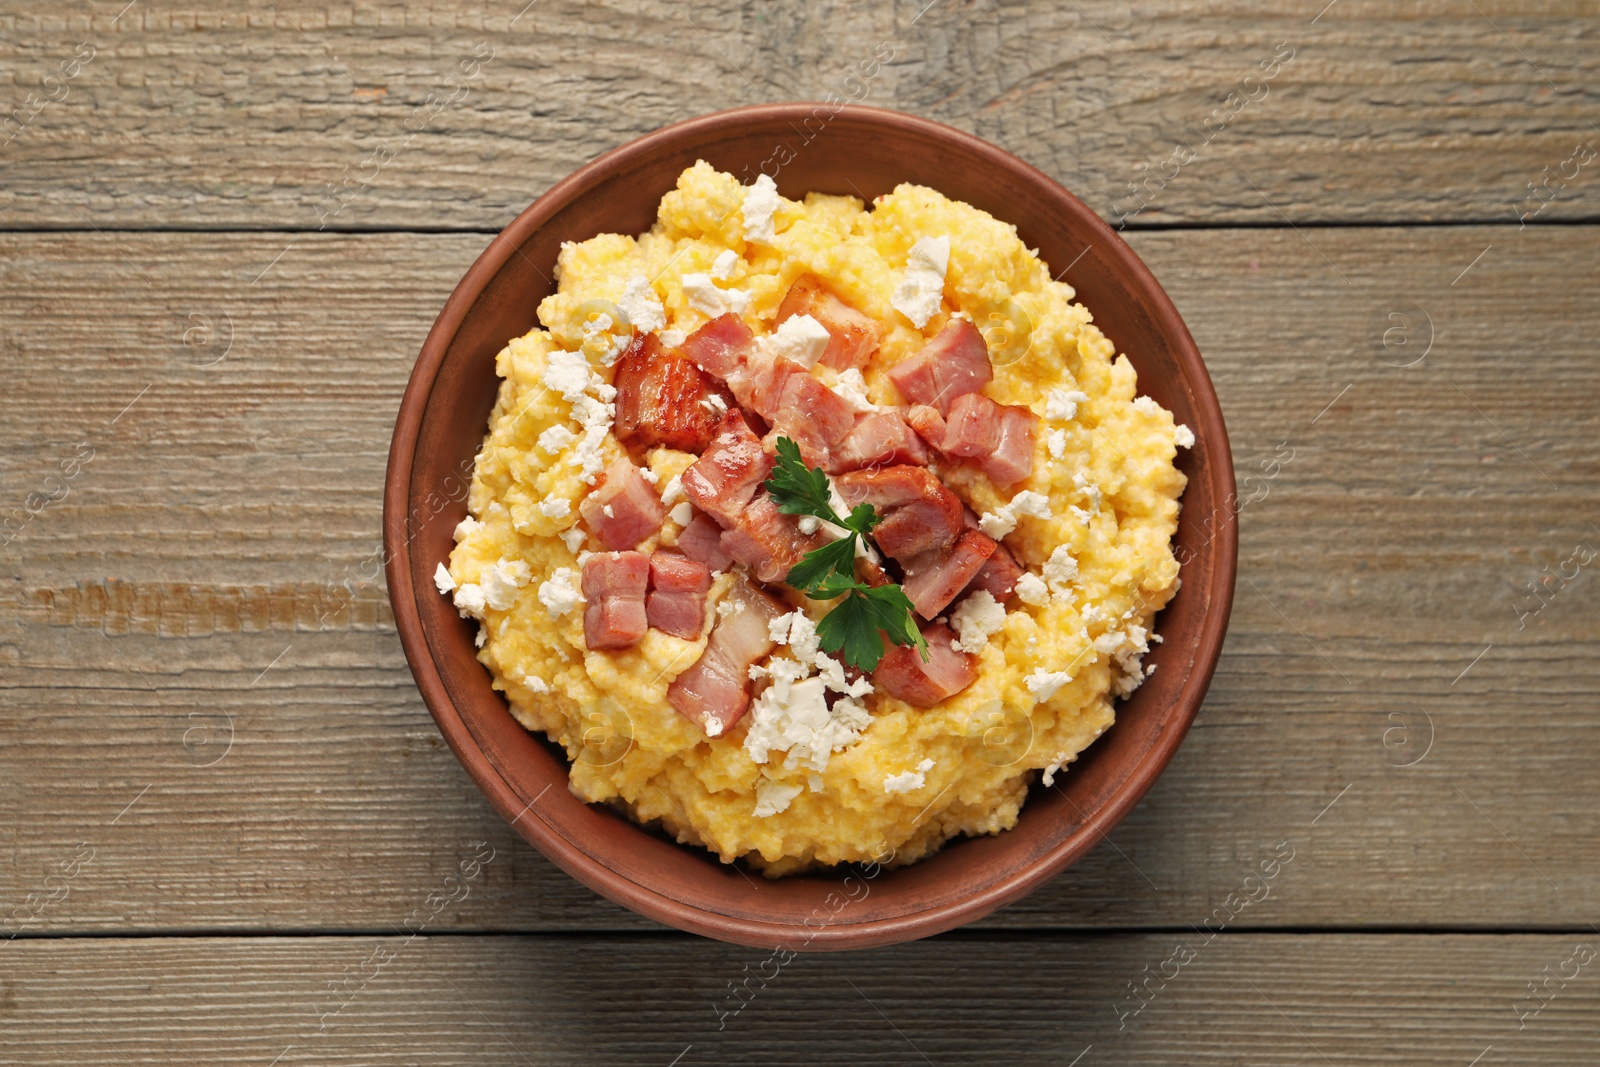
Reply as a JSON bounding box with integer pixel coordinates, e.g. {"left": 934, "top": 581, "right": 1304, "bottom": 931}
{"left": 385, "top": 104, "right": 1236, "bottom": 950}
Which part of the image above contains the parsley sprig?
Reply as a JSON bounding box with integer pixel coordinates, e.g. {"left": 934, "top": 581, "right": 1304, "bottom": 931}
{"left": 763, "top": 438, "right": 929, "bottom": 672}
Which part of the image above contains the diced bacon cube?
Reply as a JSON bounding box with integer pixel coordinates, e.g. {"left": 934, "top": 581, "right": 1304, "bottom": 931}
{"left": 886, "top": 318, "right": 993, "bottom": 414}
{"left": 680, "top": 411, "right": 774, "bottom": 529}
{"left": 678, "top": 313, "right": 755, "bottom": 380}
{"left": 581, "top": 551, "right": 650, "bottom": 650}
{"left": 776, "top": 274, "right": 884, "bottom": 371}
{"left": 579, "top": 457, "right": 666, "bottom": 551}
{"left": 668, "top": 579, "right": 789, "bottom": 736}
{"left": 829, "top": 411, "right": 931, "bottom": 473}
{"left": 833, "top": 465, "right": 965, "bottom": 560}
{"left": 900, "top": 528, "right": 998, "bottom": 619}
{"left": 717, "top": 492, "right": 825, "bottom": 584}
{"left": 677, "top": 512, "right": 734, "bottom": 571}
{"left": 613, "top": 332, "right": 720, "bottom": 454}
{"left": 646, "top": 552, "right": 712, "bottom": 639}
{"left": 872, "top": 622, "right": 977, "bottom": 707}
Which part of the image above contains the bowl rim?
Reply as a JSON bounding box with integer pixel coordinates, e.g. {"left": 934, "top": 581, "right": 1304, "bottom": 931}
{"left": 384, "top": 103, "right": 1237, "bottom": 949}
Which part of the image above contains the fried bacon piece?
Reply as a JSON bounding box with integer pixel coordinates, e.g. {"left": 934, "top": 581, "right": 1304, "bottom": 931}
{"left": 872, "top": 622, "right": 977, "bottom": 707}
{"left": 581, "top": 551, "right": 650, "bottom": 651}
{"left": 676, "top": 512, "right": 734, "bottom": 572}
{"left": 717, "top": 492, "right": 826, "bottom": 584}
{"left": 579, "top": 457, "right": 666, "bottom": 551}
{"left": 646, "top": 552, "right": 712, "bottom": 640}
{"left": 667, "top": 578, "right": 789, "bottom": 737}
{"left": 887, "top": 318, "right": 993, "bottom": 414}
{"left": 613, "top": 333, "right": 722, "bottom": 454}
{"left": 833, "top": 465, "right": 964, "bottom": 560}
{"left": 680, "top": 411, "right": 773, "bottom": 529}
{"left": 900, "top": 528, "right": 998, "bottom": 620}
{"left": 829, "top": 411, "right": 930, "bottom": 473}
{"left": 776, "top": 274, "right": 884, "bottom": 371}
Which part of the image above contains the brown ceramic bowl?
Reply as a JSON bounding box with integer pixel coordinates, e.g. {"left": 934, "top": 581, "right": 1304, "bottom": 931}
{"left": 385, "top": 104, "right": 1236, "bottom": 950}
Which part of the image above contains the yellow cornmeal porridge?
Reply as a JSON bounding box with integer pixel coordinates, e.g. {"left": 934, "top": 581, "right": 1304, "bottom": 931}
{"left": 442, "top": 162, "right": 1189, "bottom": 875}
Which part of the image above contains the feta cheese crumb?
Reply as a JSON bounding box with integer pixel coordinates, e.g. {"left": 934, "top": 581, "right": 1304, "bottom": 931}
{"left": 433, "top": 563, "right": 456, "bottom": 594}
{"left": 539, "top": 497, "right": 571, "bottom": 519}
{"left": 1046, "top": 388, "right": 1090, "bottom": 421}
{"left": 682, "top": 272, "right": 752, "bottom": 319}
{"left": 453, "top": 517, "right": 484, "bottom": 542}
{"left": 638, "top": 467, "right": 659, "bottom": 484}
{"left": 1026, "top": 668, "right": 1074, "bottom": 702}
{"left": 659, "top": 328, "right": 687, "bottom": 348}
{"left": 538, "top": 425, "right": 577, "bottom": 455}
{"left": 798, "top": 515, "right": 821, "bottom": 535}
{"left": 883, "top": 758, "right": 935, "bottom": 795}
{"left": 668, "top": 501, "right": 693, "bottom": 526}
{"left": 524, "top": 676, "right": 550, "bottom": 694}
{"left": 659, "top": 474, "right": 685, "bottom": 507}
{"left": 890, "top": 235, "right": 950, "bottom": 329}
{"left": 1014, "top": 572, "right": 1049, "bottom": 606}
{"left": 616, "top": 274, "right": 667, "bottom": 334}
{"left": 745, "top": 677, "right": 870, "bottom": 773}
{"left": 950, "top": 590, "right": 1007, "bottom": 654}
{"left": 753, "top": 777, "right": 804, "bottom": 817}
{"left": 559, "top": 527, "right": 586, "bottom": 554}
{"left": 711, "top": 248, "right": 740, "bottom": 280}
{"left": 1133, "top": 396, "right": 1163, "bottom": 416}
{"left": 1174, "top": 423, "right": 1196, "bottom": 449}
{"left": 742, "top": 173, "right": 781, "bottom": 244}
{"left": 1043, "top": 545, "right": 1079, "bottom": 594}
{"left": 480, "top": 558, "right": 531, "bottom": 611}
{"left": 760, "top": 313, "right": 831, "bottom": 368}
{"left": 1046, "top": 428, "right": 1068, "bottom": 459}
{"left": 831, "top": 368, "right": 879, "bottom": 412}
{"left": 977, "top": 490, "right": 1054, "bottom": 540}
{"left": 536, "top": 568, "right": 583, "bottom": 618}
{"left": 452, "top": 582, "right": 487, "bottom": 619}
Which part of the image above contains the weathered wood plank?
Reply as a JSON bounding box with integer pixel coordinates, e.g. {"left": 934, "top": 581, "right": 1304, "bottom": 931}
{"left": 1, "top": 934, "right": 1596, "bottom": 1064}
{"left": 1, "top": 1, "right": 1597, "bottom": 229}
{"left": 2, "top": 226, "right": 1598, "bottom": 935}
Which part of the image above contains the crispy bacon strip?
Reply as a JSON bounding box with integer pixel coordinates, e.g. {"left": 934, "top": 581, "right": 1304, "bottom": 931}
{"left": 579, "top": 457, "right": 666, "bottom": 551}
{"left": 887, "top": 318, "right": 993, "bottom": 414}
{"left": 901, "top": 528, "right": 998, "bottom": 620}
{"left": 646, "top": 552, "right": 712, "bottom": 639}
{"left": 830, "top": 411, "right": 930, "bottom": 473}
{"left": 680, "top": 411, "right": 773, "bottom": 529}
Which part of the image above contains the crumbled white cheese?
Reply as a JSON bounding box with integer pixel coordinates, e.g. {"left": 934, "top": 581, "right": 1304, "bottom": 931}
{"left": 1046, "top": 388, "right": 1090, "bottom": 421}
{"left": 711, "top": 248, "right": 740, "bottom": 280}
{"left": 1133, "top": 396, "right": 1163, "bottom": 416}
{"left": 474, "top": 627, "right": 486, "bottom": 648}
{"left": 538, "top": 425, "right": 577, "bottom": 455}
{"left": 753, "top": 777, "right": 804, "bottom": 817}
{"left": 682, "top": 272, "right": 752, "bottom": 319}
{"left": 816, "top": 653, "right": 873, "bottom": 698}
{"left": 742, "top": 173, "right": 781, "bottom": 244}
{"left": 890, "top": 235, "right": 950, "bottom": 329}
{"left": 540, "top": 348, "right": 617, "bottom": 485}
{"left": 798, "top": 515, "right": 821, "bottom": 535}
{"left": 524, "top": 676, "right": 550, "bottom": 694}
{"left": 950, "top": 590, "right": 1007, "bottom": 654}
{"left": 433, "top": 563, "right": 456, "bottom": 594}
{"left": 760, "top": 314, "right": 831, "bottom": 368}
{"left": 1043, "top": 545, "right": 1079, "bottom": 594}
{"left": 536, "top": 568, "right": 583, "bottom": 618}
{"left": 1041, "top": 755, "right": 1068, "bottom": 787}
{"left": 452, "top": 582, "right": 487, "bottom": 619}
{"left": 1068, "top": 504, "right": 1093, "bottom": 526}
{"left": 601, "top": 504, "right": 615, "bottom": 519}
{"left": 830, "top": 368, "right": 880, "bottom": 413}
{"left": 1174, "top": 424, "right": 1195, "bottom": 449}
{"left": 638, "top": 467, "right": 659, "bottom": 484}
{"left": 542, "top": 348, "right": 596, "bottom": 402}
{"left": 770, "top": 612, "right": 822, "bottom": 665}
{"left": 580, "top": 312, "right": 626, "bottom": 365}
{"left": 883, "top": 758, "right": 935, "bottom": 795}
{"left": 716, "top": 597, "right": 738, "bottom": 618}
{"left": 480, "top": 558, "right": 531, "bottom": 611}
{"left": 659, "top": 328, "right": 687, "bottom": 348}
{"left": 1046, "top": 428, "right": 1068, "bottom": 459}
{"left": 668, "top": 501, "right": 693, "bottom": 526}
{"left": 453, "top": 517, "right": 484, "bottom": 542}
{"left": 1026, "top": 668, "right": 1074, "bottom": 702}
{"left": 1097, "top": 624, "right": 1153, "bottom": 697}
{"left": 659, "top": 474, "right": 685, "bottom": 507}
{"left": 745, "top": 677, "right": 870, "bottom": 774}
{"left": 616, "top": 274, "right": 667, "bottom": 334}
{"left": 977, "top": 490, "right": 1054, "bottom": 540}
{"left": 571, "top": 424, "right": 609, "bottom": 484}
{"left": 539, "top": 497, "right": 571, "bottom": 519}
{"left": 1014, "top": 572, "right": 1049, "bottom": 606}
{"left": 559, "top": 528, "right": 586, "bottom": 554}
{"left": 1072, "top": 470, "right": 1102, "bottom": 508}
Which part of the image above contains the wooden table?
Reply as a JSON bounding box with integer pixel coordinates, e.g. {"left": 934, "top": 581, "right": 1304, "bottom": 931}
{"left": 3, "top": 2, "right": 1597, "bottom": 1062}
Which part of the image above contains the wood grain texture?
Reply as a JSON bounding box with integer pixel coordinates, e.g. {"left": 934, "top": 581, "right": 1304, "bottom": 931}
{"left": 1, "top": 1, "right": 1597, "bottom": 230}
{"left": 2, "top": 934, "right": 1598, "bottom": 1064}
{"left": 3, "top": 224, "right": 1597, "bottom": 934}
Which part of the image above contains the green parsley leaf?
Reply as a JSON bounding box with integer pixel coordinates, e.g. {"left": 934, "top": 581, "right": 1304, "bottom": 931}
{"left": 842, "top": 502, "right": 880, "bottom": 538}
{"left": 815, "top": 584, "right": 929, "bottom": 673}
{"left": 764, "top": 437, "right": 842, "bottom": 525}
{"left": 782, "top": 536, "right": 858, "bottom": 596}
